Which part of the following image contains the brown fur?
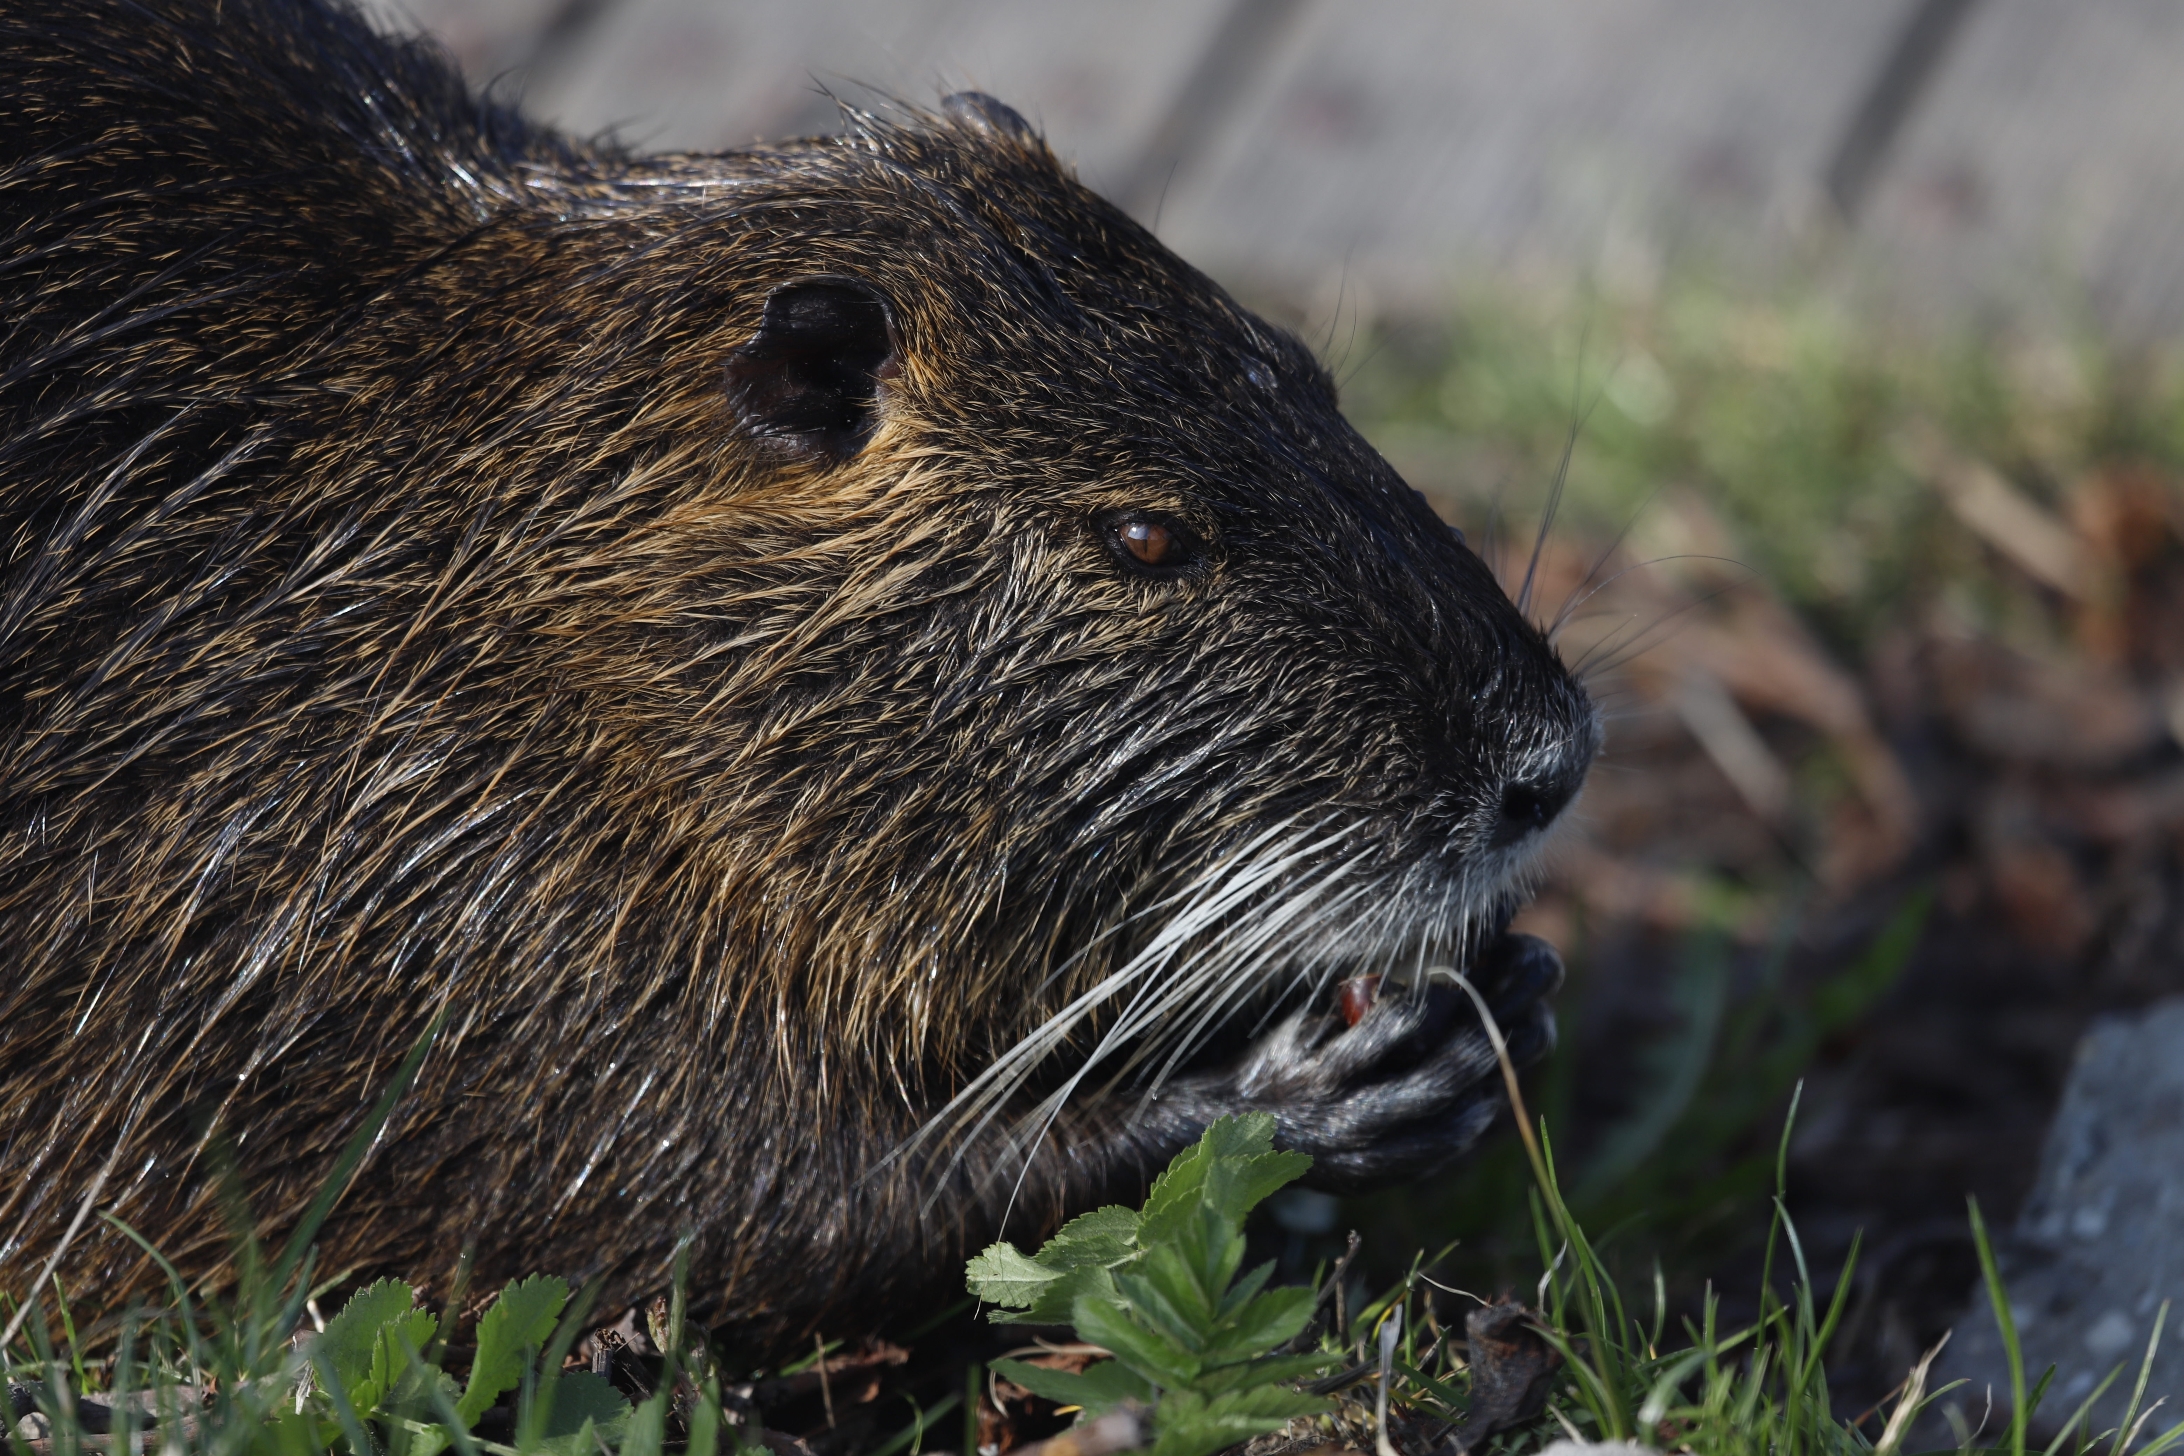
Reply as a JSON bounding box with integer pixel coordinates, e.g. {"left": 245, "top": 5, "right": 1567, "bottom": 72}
{"left": 0, "top": 0, "right": 1596, "bottom": 1350}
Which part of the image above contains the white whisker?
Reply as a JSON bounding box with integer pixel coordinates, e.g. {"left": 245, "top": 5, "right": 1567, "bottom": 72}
{"left": 897, "top": 818, "right": 1341, "bottom": 1209}
{"left": 899, "top": 780, "right": 1554, "bottom": 1232}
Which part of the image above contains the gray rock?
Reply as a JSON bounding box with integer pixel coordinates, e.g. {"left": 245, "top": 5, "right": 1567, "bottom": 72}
{"left": 1932, "top": 997, "right": 2184, "bottom": 1441}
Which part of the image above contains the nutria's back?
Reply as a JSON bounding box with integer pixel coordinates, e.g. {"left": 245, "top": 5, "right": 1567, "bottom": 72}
{"left": 0, "top": 0, "right": 1596, "bottom": 1349}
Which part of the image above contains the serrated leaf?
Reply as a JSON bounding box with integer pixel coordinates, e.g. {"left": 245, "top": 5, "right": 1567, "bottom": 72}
{"left": 965, "top": 1242, "right": 1065, "bottom": 1309}
{"left": 1140, "top": 1119, "right": 1257, "bottom": 1238}
{"left": 1201, "top": 1151, "right": 1311, "bottom": 1224}
{"left": 1140, "top": 1116, "right": 1293, "bottom": 1244}
{"left": 1071, "top": 1296, "right": 1199, "bottom": 1390}
{"left": 367, "top": 1309, "right": 441, "bottom": 1410}
{"left": 989, "top": 1358, "right": 1156, "bottom": 1418}
{"left": 1194, "top": 1113, "right": 1278, "bottom": 1161}
{"left": 962, "top": 1111, "right": 1330, "bottom": 1438}
{"left": 315, "top": 1280, "right": 418, "bottom": 1403}
{"left": 1139, "top": 1159, "right": 1206, "bottom": 1243}
{"left": 1202, "top": 1284, "right": 1317, "bottom": 1366}
{"left": 1035, "top": 1206, "right": 1140, "bottom": 1271}
{"left": 988, "top": 1262, "right": 1119, "bottom": 1326}
{"left": 458, "top": 1276, "right": 570, "bottom": 1428}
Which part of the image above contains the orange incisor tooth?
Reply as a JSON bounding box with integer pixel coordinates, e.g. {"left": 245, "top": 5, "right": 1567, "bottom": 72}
{"left": 1339, "top": 974, "right": 1384, "bottom": 1028}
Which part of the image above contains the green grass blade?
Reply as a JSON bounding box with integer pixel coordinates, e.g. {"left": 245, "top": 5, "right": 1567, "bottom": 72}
{"left": 867, "top": 1391, "right": 959, "bottom": 1456}
{"left": 272, "top": 1016, "right": 448, "bottom": 1301}
{"left": 313, "top": 1349, "right": 379, "bottom": 1456}
{"left": 684, "top": 1377, "right": 723, "bottom": 1456}
{"left": 48, "top": 1276, "right": 88, "bottom": 1402}
{"left": 508, "top": 1278, "right": 601, "bottom": 1453}
{"left": 398, "top": 1327, "right": 475, "bottom": 1456}
{"left": 2111, "top": 1301, "right": 2167, "bottom": 1456}
{"left": 101, "top": 1212, "right": 213, "bottom": 1380}
{"left": 963, "top": 1361, "right": 984, "bottom": 1456}
{"left": 1969, "top": 1198, "right": 2029, "bottom": 1456}
{"left": 2129, "top": 1417, "right": 2184, "bottom": 1456}
{"left": 2039, "top": 1364, "right": 2122, "bottom": 1456}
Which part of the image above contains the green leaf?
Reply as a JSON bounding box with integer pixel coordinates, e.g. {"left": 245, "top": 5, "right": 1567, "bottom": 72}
{"left": 398, "top": 1332, "right": 475, "bottom": 1456}
{"left": 1147, "top": 1385, "right": 1327, "bottom": 1456}
{"left": 961, "top": 1113, "right": 1328, "bottom": 1436}
{"left": 1175, "top": 1206, "right": 1247, "bottom": 1312}
{"left": 685, "top": 1377, "right": 722, "bottom": 1456}
{"left": 989, "top": 1263, "right": 1119, "bottom": 1326}
{"left": 1201, "top": 1152, "right": 1311, "bottom": 1224}
{"left": 317, "top": 1281, "right": 420, "bottom": 1396}
{"left": 1071, "top": 1295, "right": 1199, "bottom": 1390}
{"left": 368, "top": 1309, "right": 442, "bottom": 1410}
{"left": 1138, "top": 1116, "right": 1306, "bottom": 1243}
{"left": 1193, "top": 1113, "right": 1279, "bottom": 1162}
{"left": 526, "top": 1417, "right": 614, "bottom": 1456}
{"left": 988, "top": 1357, "right": 1103, "bottom": 1407}
{"left": 1201, "top": 1285, "right": 1317, "bottom": 1366}
{"left": 458, "top": 1276, "right": 570, "bottom": 1428}
{"left": 1034, "top": 1206, "right": 1141, "bottom": 1271}
{"left": 989, "top": 1358, "right": 1156, "bottom": 1418}
{"left": 1139, "top": 1118, "right": 1262, "bottom": 1237}
{"left": 1113, "top": 1262, "right": 1205, "bottom": 1352}
{"left": 965, "top": 1242, "right": 1065, "bottom": 1309}
{"left": 1071, "top": 1360, "right": 1163, "bottom": 1415}
{"left": 1215, "top": 1261, "right": 1275, "bottom": 1319}
{"left": 1190, "top": 1352, "right": 1339, "bottom": 1396}
{"left": 619, "top": 1389, "right": 668, "bottom": 1456}
{"left": 1139, "top": 1139, "right": 1221, "bottom": 1242}
{"left": 538, "top": 1371, "right": 631, "bottom": 1443}
{"left": 1116, "top": 1209, "right": 1241, "bottom": 1347}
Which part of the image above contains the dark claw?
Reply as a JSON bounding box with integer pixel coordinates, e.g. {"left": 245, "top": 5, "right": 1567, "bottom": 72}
{"left": 1148, "top": 932, "right": 1565, "bottom": 1192}
{"left": 1477, "top": 932, "right": 1566, "bottom": 1020}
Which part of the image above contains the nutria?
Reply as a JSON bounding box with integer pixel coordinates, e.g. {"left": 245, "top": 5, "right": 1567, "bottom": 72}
{"left": 0, "top": 0, "right": 1597, "bottom": 1350}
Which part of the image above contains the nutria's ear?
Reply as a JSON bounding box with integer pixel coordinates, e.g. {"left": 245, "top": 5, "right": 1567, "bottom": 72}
{"left": 941, "top": 91, "right": 1038, "bottom": 146}
{"left": 725, "top": 279, "right": 898, "bottom": 461}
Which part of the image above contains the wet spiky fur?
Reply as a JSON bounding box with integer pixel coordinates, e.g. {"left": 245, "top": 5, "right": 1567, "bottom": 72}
{"left": 0, "top": 0, "right": 1596, "bottom": 1348}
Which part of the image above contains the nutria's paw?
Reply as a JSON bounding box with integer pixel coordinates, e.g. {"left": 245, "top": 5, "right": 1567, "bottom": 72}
{"left": 1155, "top": 934, "right": 1563, "bottom": 1192}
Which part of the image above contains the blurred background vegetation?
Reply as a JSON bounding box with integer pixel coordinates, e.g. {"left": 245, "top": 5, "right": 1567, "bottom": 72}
{"left": 1255, "top": 268, "right": 2184, "bottom": 1411}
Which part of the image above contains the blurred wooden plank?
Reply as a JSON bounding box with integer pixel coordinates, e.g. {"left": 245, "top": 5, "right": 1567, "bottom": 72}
{"left": 1823, "top": 0, "right": 1985, "bottom": 221}
{"left": 1153, "top": 0, "right": 1908, "bottom": 303}
{"left": 359, "top": 0, "right": 571, "bottom": 86}
{"left": 352, "top": 0, "right": 2184, "bottom": 338}
{"left": 1864, "top": 0, "right": 2184, "bottom": 334}
{"left": 360, "top": 0, "right": 1237, "bottom": 190}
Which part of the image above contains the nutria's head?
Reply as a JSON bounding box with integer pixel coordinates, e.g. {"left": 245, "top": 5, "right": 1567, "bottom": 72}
{"left": 0, "top": 7, "right": 1595, "bottom": 1328}
{"left": 505, "top": 95, "right": 1603, "bottom": 1088}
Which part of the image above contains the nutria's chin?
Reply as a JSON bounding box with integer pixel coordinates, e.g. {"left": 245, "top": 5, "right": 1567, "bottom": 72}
{"left": 0, "top": 0, "right": 1596, "bottom": 1349}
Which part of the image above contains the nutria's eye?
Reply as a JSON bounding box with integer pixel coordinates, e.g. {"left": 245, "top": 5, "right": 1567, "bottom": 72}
{"left": 1120, "top": 519, "right": 1176, "bottom": 564}
{"left": 1100, "top": 511, "right": 1201, "bottom": 577}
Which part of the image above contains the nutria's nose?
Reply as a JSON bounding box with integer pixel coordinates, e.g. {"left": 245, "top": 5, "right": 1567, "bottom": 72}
{"left": 1487, "top": 760, "right": 1584, "bottom": 849}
